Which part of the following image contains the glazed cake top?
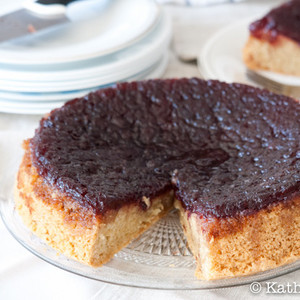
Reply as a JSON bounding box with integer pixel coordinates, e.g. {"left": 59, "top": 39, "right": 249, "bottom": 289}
{"left": 249, "top": 0, "right": 300, "bottom": 44}
{"left": 30, "top": 79, "right": 300, "bottom": 219}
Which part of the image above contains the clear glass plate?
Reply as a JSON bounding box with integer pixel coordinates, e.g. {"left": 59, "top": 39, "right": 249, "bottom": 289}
{"left": 1, "top": 174, "right": 300, "bottom": 290}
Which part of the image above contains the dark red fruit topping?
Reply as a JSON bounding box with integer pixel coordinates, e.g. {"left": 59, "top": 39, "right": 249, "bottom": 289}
{"left": 30, "top": 78, "right": 300, "bottom": 219}
{"left": 250, "top": 0, "right": 300, "bottom": 44}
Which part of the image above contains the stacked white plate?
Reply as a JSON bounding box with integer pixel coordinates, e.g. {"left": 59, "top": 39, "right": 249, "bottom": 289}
{"left": 0, "top": 0, "right": 172, "bottom": 114}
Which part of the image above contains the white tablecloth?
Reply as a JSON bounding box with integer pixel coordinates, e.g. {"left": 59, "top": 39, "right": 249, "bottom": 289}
{"left": 1, "top": 0, "right": 299, "bottom": 299}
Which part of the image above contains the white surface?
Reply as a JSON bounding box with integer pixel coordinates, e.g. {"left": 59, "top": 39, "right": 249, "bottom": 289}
{"left": 199, "top": 18, "right": 300, "bottom": 86}
{"left": 0, "top": 12, "right": 171, "bottom": 93}
{"left": 1, "top": 0, "right": 300, "bottom": 299}
{"left": 0, "top": 0, "right": 160, "bottom": 64}
{"left": 157, "top": 0, "right": 245, "bottom": 5}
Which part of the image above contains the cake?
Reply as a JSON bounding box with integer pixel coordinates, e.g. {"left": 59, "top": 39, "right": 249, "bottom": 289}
{"left": 15, "top": 78, "right": 300, "bottom": 280}
{"left": 243, "top": 0, "right": 300, "bottom": 76}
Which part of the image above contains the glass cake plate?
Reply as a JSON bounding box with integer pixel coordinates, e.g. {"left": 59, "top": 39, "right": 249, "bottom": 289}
{"left": 1, "top": 174, "right": 300, "bottom": 290}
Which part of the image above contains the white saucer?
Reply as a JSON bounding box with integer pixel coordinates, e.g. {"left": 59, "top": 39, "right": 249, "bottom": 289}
{"left": 0, "top": 12, "right": 171, "bottom": 93}
{"left": 0, "top": 53, "right": 169, "bottom": 114}
{"left": 0, "top": 0, "right": 160, "bottom": 65}
{"left": 198, "top": 17, "right": 300, "bottom": 87}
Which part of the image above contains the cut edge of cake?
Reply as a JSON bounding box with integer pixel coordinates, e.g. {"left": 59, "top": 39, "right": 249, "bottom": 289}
{"left": 175, "top": 196, "right": 300, "bottom": 280}
{"left": 15, "top": 140, "right": 174, "bottom": 267}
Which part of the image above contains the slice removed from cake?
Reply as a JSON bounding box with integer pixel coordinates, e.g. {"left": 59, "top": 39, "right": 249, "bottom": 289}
{"left": 15, "top": 140, "right": 174, "bottom": 267}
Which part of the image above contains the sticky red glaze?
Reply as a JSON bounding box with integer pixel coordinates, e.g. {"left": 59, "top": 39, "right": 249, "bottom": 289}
{"left": 250, "top": 0, "right": 300, "bottom": 44}
{"left": 30, "top": 79, "right": 300, "bottom": 219}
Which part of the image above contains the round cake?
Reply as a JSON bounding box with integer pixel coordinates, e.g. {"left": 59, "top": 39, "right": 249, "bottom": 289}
{"left": 15, "top": 78, "right": 300, "bottom": 280}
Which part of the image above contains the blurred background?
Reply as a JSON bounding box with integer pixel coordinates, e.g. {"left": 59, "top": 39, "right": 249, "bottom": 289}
{"left": 1, "top": 1, "right": 299, "bottom": 299}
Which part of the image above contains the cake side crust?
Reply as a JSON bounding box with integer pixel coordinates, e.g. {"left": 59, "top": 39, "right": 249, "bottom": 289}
{"left": 15, "top": 140, "right": 174, "bottom": 267}
{"left": 243, "top": 34, "right": 300, "bottom": 76}
{"left": 175, "top": 196, "right": 300, "bottom": 280}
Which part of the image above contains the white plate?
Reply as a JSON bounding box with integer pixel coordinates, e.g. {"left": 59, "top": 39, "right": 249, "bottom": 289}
{"left": 0, "top": 53, "right": 169, "bottom": 114}
{"left": 0, "top": 88, "right": 96, "bottom": 102}
{"left": 0, "top": 53, "right": 168, "bottom": 103}
{"left": 198, "top": 18, "right": 300, "bottom": 86}
{"left": 0, "top": 12, "right": 171, "bottom": 93}
{"left": 0, "top": 0, "right": 160, "bottom": 65}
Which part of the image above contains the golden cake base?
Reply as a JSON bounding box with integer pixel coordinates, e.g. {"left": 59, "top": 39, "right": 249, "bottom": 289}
{"left": 243, "top": 35, "right": 300, "bottom": 76}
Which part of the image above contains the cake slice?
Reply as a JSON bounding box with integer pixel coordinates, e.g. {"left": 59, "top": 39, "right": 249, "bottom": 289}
{"left": 243, "top": 0, "right": 300, "bottom": 76}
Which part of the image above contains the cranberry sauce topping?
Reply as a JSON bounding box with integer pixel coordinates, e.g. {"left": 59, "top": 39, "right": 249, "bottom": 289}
{"left": 30, "top": 79, "right": 300, "bottom": 219}
{"left": 250, "top": 0, "right": 300, "bottom": 44}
